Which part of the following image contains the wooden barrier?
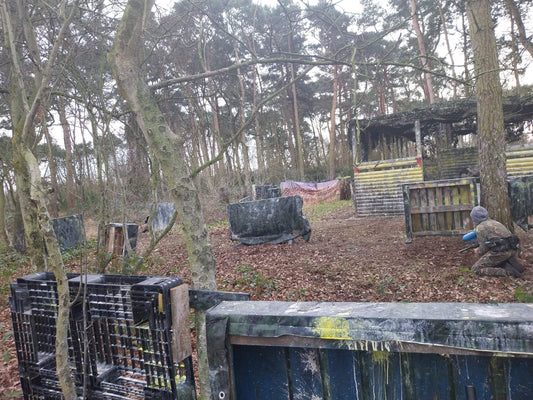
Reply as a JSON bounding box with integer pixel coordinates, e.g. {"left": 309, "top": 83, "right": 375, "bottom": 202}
{"left": 353, "top": 157, "right": 423, "bottom": 216}
{"left": 403, "top": 178, "right": 478, "bottom": 242}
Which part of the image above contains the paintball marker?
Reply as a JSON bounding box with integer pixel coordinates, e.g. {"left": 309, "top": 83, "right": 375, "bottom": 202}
{"left": 459, "top": 230, "right": 478, "bottom": 253}
{"left": 459, "top": 242, "right": 479, "bottom": 253}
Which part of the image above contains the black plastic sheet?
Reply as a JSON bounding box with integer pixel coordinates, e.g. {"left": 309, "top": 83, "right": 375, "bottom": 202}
{"left": 227, "top": 195, "right": 311, "bottom": 245}
{"left": 51, "top": 214, "right": 86, "bottom": 252}
{"left": 509, "top": 175, "right": 533, "bottom": 231}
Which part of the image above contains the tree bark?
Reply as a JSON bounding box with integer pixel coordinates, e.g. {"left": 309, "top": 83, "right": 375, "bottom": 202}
{"left": 58, "top": 98, "right": 77, "bottom": 209}
{"left": 252, "top": 59, "right": 265, "bottom": 181}
{"left": 28, "top": 145, "right": 75, "bottom": 400}
{"left": 42, "top": 120, "right": 59, "bottom": 218}
{"left": 410, "top": 0, "right": 436, "bottom": 104}
{"left": 287, "top": 38, "right": 305, "bottom": 180}
{"left": 438, "top": 1, "right": 458, "bottom": 99}
{"left": 328, "top": 64, "right": 339, "bottom": 180}
{"left": 0, "top": 177, "right": 11, "bottom": 249}
{"left": 2, "top": 0, "right": 42, "bottom": 269}
{"left": 108, "top": 1, "right": 217, "bottom": 398}
{"left": 461, "top": 7, "right": 474, "bottom": 97}
{"left": 466, "top": 0, "right": 513, "bottom": 229}
{"left": 504, "top": 0, "right": 533, "bottom": 59}
{"left": 234, "top": 41, "right": 252, "bottom": 192}
{"left": 1, "top": 1, "right": 78, "bottom": 397}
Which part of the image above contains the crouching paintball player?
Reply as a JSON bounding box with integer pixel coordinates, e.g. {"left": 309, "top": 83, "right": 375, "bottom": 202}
{"left": 469, "top": 206, "right": 524, "bottom": 277}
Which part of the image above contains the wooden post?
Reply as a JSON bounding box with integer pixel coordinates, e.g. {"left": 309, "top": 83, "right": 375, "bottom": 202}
{"left": 170, "top": 283, "right": 193, "bottom": 363}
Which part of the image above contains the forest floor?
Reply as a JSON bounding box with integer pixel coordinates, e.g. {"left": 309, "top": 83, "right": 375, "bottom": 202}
{"left": 1, "top": 199, "right": 533, "bottom": 398}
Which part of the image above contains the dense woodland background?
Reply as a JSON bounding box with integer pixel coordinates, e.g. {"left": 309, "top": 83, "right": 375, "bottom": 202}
{"left": 1, "top": 0, "right": 532, "bottom": 235}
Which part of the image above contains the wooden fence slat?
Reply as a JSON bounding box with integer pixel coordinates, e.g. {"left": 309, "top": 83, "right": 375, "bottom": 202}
{"left": 403, "top": 178, "right": 477, "bottom": 239}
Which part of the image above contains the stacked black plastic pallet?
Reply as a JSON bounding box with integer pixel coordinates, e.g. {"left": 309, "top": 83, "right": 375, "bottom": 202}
{"left": 10, "top": 272, "right": 195, "bottom": 399}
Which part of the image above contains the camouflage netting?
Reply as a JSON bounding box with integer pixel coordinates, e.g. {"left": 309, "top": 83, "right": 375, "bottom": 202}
{"left": 349, "top": 95, "right": 533, "bottom": 145}
{"left": 227, "top": 195, "right": 311, "bottom": 245}
{"left": 281, "top": 180, "right": 340, "bottom": 204}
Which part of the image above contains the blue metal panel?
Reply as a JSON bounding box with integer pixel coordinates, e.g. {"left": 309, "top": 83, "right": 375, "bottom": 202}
{"left": 507, "top": 357, "right": 533, "bottom": 399}
{"left": 453, "top": 355, "right": 493, "bottom": 400}
{"left": 359, "top": 351, "right": 403, "bottom": 400}
{"left": 231, "top": 345, "right": 533, "bottom": 400}
{"left": 287, "top": 348, "right": 324, "bottom": 399}
{"left": 401, "top": 352, "right": 453, "bottom": 400}
{"left": 232, "top": 345, "right": 290, "bottom": 400}
{"left": 325, "top": 349, "right": 362, "bottom": 400}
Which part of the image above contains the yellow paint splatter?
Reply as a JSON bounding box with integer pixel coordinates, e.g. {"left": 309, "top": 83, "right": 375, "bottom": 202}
{"left": 311, "top": 317, "right": 351, "bottom": 340}
{"left": 371, "top": 351, "right": 391, "bottom": 384}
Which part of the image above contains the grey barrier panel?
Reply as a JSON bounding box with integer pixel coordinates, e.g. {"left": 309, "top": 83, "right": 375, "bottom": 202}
{"left": 253, "top": 184, "right": 281, "bottom": 200}
{"left": 227, "top": 195, "right": 311, "bottom": 245}
{"left": 51, "top": 214, "right": 86, "bottom": 252}
{"left": 148, "top": 202, "right": 176, "bottom": 232}
{"left": 508, "top": 175, "right": 533, "bottom": 231}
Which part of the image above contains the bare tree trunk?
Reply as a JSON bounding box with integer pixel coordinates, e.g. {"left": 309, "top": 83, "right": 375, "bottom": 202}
{"left": 508, "top": 8, "right": 522, "bottom": 91}
{"left": 252, "top": 60, "right": 265, "bottom": 181}
{"left": 410, "top": 0, "right": 436, "bottom": 104}
{"left": 438, "top": 1, "right": 458, "bottom": 99}
{"left": 282, "top": 93, "right": 297, "bottom": 170}
{"left": 466, "top": 0, "right": 513, "bottom": 229}
{"left": 9, "top": 185, "right": 25, "bottom": 252}
{"left": 328, "top": 65, "right": 339, "bottom": 180}
{"left": 109, "top": 2, "right": 216, "bottom": 399}
{"left": 234, "top": 41, "right": 252, "bottom": 192}
{"left": 27, "top": 145, "right": 75, "bottom": 400}
{"left": 1, "top": 1, "right": 78, "bottom": 395}
{"left": 461, "top": 7, "right": 474, "bottom": 97}
{"left": 90, "top": 112, "right": 113, "bottom": 271}
{"left": 383, "top": 66, "right": 397, "bottom": 113}
{"left": 504, "top": 0, "right": 533, "bottom": 59}
{"left": 288, "top": 54, "right": 305, "bottom": 180}
{"left": 2, "top": 0, "right": 45, "bottom": 270}
{"left": 58, "top": 98, "right": 76, "bottom": 209}
{"left": 42, "top": 120, "right": 59, "bottom": 218}
{"left": 0, "top": 177, "right": 11, "bottom": 249}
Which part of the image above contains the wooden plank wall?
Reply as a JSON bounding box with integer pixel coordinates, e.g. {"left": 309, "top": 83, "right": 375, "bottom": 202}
{"left": 403, "top": 178, "right": 477, "bottom": 240}
{"left": 507, "top": 145, "right": 533, "bottom": 177}
{"left": 353, "top": 145, "right": 533, "bottom": 218}
{"left": 353, "top": 157, "right": 423, "bottom": 216}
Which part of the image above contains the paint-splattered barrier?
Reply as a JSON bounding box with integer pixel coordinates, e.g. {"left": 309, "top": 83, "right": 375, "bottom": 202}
{"left": 227, "top": 195, "right": 311, "bottom": 245}
{"left": 206, "top": 301, "right": 533, "bottom": 400}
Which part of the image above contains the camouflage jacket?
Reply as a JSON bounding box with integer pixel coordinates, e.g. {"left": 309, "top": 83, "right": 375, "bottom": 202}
{"left": 475, "top": 218, "right": 513, "bottom": 256}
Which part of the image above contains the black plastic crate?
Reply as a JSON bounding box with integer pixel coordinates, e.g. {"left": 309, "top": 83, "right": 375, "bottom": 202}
{"left": 11, "top": 273, "right": 195, "bottom": 399}
{"left": 10, "top": 273, "right": 82, "bottom": 390}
